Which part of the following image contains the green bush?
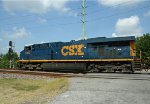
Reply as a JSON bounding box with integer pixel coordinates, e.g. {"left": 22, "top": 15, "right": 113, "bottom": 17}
{"left": 0, "top": 52, "right": 19, "bottom": 68}
{"left": 136, "top": 33, "right": 150, "bottom": 68}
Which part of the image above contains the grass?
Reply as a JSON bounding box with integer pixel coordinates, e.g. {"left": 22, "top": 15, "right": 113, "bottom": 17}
{"left": 0, "top": 77, "right": 69, "bottom": 104}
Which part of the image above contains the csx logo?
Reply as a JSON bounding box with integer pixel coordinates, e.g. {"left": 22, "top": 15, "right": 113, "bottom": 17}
{"left": 61, "top": 44, "right": 84, "bottom": 56}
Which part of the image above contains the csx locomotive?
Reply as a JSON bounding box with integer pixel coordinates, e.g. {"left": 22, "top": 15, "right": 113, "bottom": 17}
{"left": 18, "top": 36, "right": 141, "bottom": 73}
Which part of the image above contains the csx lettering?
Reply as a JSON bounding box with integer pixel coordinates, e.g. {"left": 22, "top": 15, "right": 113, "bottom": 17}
{"left": 61, "top": 44, "right": 84, "bottom": 56}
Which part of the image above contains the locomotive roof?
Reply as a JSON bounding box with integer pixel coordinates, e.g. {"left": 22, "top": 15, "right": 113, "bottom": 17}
{"left": 25, "top": 36, "right": 135, "bottom": 47}
{"left": 85, "top": 36, "right": 135, "bottom": 43}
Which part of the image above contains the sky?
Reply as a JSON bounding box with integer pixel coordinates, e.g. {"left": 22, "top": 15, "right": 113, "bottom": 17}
{"left": 0, "top": 0, "right": 150, "bottom": 54}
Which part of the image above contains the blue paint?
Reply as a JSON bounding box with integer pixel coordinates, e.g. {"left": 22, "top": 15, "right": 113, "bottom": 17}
{"left": 20, "top": 36, "right": 135, "bottom": 60}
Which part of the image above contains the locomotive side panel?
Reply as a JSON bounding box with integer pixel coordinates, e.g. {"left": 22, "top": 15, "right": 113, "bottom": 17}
{"left": 86, "top": 41, "right": 131, "bottom": 59}
{"left": 18, "top": 36, "right": 140, "bottom": 72}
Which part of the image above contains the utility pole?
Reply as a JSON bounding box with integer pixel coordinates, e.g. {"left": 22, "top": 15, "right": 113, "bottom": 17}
{"left": 81, "top": 0, "right": 86, "bottom": 40}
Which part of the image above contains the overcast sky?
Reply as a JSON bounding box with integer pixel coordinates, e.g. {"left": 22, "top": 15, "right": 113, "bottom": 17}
{"left": 0, "top": 0, "right": 150, "bottom": 54}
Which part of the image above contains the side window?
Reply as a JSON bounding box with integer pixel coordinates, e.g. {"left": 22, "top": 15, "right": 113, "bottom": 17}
{"left": 32, "top": 46, "right": 35, "bottom": 51}
{"left": 25, "top": 46, "right": 31, "bottom": 51}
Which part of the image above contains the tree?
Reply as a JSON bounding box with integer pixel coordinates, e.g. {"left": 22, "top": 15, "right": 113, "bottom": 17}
{"left": 0, "top": 52, "right": 19, "bottom": 68}
{"left": 0, "top": 54, "right": 9, "bottom": 68}
{"left": 136, "top": 33, "right": 150, "bottom": 68}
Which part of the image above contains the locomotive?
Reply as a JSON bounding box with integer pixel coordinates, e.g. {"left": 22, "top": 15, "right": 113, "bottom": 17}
{"left": 18, "top": 36, "right": 141, "bottom": 73}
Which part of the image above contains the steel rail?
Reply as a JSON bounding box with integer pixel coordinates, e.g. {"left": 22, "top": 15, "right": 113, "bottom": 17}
{"left": 0, "top": 69, "right": 150, "bottom": 81}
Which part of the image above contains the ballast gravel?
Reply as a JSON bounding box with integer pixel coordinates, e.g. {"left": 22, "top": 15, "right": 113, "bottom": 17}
{"left": 50, "top": 75, "right": 150, "bottom": 104}
{"left": 0, "top": 73, "right": 53, "bottom": 80}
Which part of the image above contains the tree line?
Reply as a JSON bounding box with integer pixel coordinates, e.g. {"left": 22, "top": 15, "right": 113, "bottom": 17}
{"left": 0, "top": 52, "right": 18, "bottom": 68}
{"left": 0, "top": 33, "right": 150, "bottom": 68}
{"left": 136, "top": 33, "right": 150, "bottom": 68}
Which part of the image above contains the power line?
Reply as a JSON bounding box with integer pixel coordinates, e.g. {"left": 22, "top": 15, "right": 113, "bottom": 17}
{"left": 0, "top": 16, "right": 75, "bottom": 27}
{"left": 0, "top": 5, "right": 79, "bottom": 21}
{"left": 1, "top": 4, "right": 149, "bottom": 32}
{"left": 0, "top": 1, "right": 147, "bottom": 28}
{"left": 27, "top": 22, "right": 79, "bottom": 30}
{"left": 89, "top": 4, "right": 150, "bottom": 23}
{"left": 0, "top": 1, "right": 149, "bottom": 33}
{"left": 88, "top": 1, "right": 141, "bottom": 14}
{"left": 1, "top": 20, "right": 79, "bottom": 32}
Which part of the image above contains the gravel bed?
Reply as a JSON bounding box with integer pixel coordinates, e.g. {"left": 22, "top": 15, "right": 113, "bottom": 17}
{"left": 50, "top": 74, "right": 150, "bottom": 104}
{"left": 0, "top": 73, "right": 53, "bottom": 80}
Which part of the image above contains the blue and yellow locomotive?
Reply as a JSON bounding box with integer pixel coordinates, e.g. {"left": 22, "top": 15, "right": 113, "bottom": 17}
{"left": 18, "top": 36, "right": 141, "bottom": 72}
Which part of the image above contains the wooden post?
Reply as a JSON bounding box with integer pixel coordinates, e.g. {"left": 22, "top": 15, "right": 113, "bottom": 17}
{"left": 140, "top": 49, "right": 142, "bottom": 62}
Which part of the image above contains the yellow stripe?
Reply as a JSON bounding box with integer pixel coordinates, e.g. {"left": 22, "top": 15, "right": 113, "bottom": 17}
{"left": 18, "top": 59, "right": 134, "bottom": 63}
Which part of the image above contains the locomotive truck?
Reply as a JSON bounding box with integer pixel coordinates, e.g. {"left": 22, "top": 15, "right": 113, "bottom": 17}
{"left": 18, "top": 36, "right": 141, "bottom": 73}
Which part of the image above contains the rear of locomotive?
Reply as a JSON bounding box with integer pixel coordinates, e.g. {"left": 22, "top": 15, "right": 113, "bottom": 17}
{"left": 85, "top": 36, "right": 141, "bottom": 72}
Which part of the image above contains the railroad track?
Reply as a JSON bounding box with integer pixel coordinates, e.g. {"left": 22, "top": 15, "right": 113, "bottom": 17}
{"left": 0, "top": 69, "right": 74, "bottom": 78}
{"left": 0, "top": 69, "right": 150, "bottom": 81}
